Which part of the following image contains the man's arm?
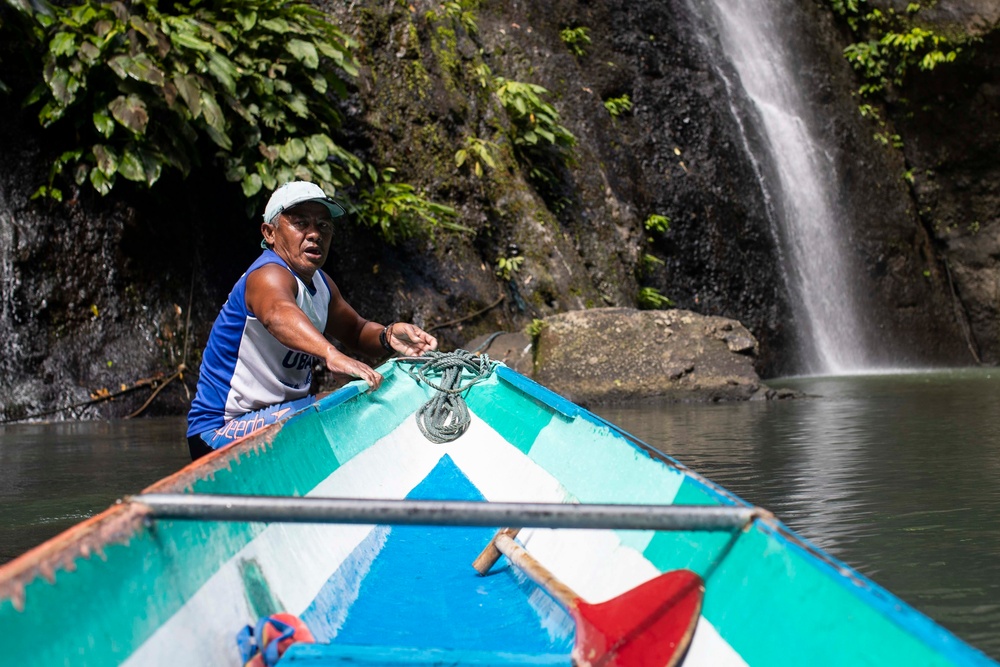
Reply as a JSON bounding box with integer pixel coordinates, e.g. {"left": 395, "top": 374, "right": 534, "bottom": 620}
{"left": 245, "top": 265, "right": 383, "bottom": 390}
{"left": 322, "top": 272, "right": 438, "bottom": 358}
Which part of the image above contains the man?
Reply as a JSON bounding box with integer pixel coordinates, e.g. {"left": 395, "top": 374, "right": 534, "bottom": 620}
{"left": 186, "top": 181, "right": 438, "bottom": 460}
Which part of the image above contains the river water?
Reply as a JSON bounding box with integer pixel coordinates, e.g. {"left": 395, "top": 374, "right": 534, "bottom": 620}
{"left": 2, "top": 371, "right": 998, "bottom": 660}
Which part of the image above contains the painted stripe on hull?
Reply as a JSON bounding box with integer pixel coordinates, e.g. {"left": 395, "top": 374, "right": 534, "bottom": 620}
{"left": 125, "top": 409, "right": 743, "bottom": 666}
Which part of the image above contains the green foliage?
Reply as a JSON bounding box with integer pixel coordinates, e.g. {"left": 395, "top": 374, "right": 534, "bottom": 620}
{"left": 426, "top": 0, "right": 479, "bottom": 35}
{"left": 495, "top": 254, "right": 524, "bottom": 281}
{"left": 603, "top": 94, "right": 632, "bottom": 119}
{"left": 22, "top": 0, "right": 363, "bottom": 202}
{"left": 640, "top": 253, "right": 664, "bottom": 276}
{"left": 494, "top": 76, "right": 576, "bottom": 158}
{"left": 559, "top": 26, "right": 590, "bottom": 57}
{"left": 525, "top": 317, "right": 546, "bottom": 340}
{"left": 834, "top": 1, "right": 977, "bottom": 100}
{"left": 356, "top": 167, "right": 466, "bottom": 244}
{"left": 644, "top": 214, "right": 670, "bottom": 234}
{"left": 637, "top": 286, "right": 674, "bottom": 310}
{"left": 455, "top": 136, "right": 499, "bottom": 177}
{"left": 471, "top": 62, "right": 493, "bottom": 89}
{"left": 829, "top": 0, "right": 861, "bottom": 14}
{"left": 492, "top": 75, "right": 576, "bottom": 200}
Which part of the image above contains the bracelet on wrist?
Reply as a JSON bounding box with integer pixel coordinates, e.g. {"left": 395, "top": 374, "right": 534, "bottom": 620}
{"left": 379, "top": 322, "right": 396, "bottom": 353}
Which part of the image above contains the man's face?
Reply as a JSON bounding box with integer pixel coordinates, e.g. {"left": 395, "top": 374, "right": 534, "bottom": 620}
{"left": 262, "top": 201, "right": 334, "bottom": 281}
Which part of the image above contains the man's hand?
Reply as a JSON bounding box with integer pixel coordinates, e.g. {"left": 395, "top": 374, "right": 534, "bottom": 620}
{"left": 324, "top": 347, "right": 383, "bottom": 391}
{"left": 388, "top": 323, "right": 438, "bottom": 356}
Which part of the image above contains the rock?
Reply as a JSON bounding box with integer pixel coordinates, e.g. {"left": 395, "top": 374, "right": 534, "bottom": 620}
{"left": 531, "top": 308, "right": 768, "bottom": 405}
{"left": 464, "top": 332, "right": 534, "bottom": 376}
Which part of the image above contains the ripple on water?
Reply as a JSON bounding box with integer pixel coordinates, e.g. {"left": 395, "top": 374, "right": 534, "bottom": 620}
{"left": 596, "top": 369, "right": 1000, "bottom": 661}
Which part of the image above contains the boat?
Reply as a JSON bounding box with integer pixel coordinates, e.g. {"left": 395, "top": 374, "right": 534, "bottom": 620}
{"left": 0, "top": 351, "right": 995, "bottom": 666}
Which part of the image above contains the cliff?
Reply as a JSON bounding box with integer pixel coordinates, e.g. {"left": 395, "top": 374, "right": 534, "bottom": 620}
{"left": 0, "top": 0, "right": 990, "bottom": 420}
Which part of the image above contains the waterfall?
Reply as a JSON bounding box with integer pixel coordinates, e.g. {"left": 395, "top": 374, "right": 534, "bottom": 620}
{"left": 690, "top": 0, "right": 872, "bottom": 375}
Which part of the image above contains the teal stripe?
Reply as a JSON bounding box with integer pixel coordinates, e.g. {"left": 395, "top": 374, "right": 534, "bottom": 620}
{"left": 4, "top": 367, "right": 419, "bottom": 666}
{"left": 708, "top": 526, "right": 958, "bottom": 666}
{"left": 642, "top": 476, "right": 963, "bottom": 666}
{"left": 465, "top": 375, "right": 554, "bottom": 455}
{"left": 526, "top": 414, "right": 685, "bottom": 505}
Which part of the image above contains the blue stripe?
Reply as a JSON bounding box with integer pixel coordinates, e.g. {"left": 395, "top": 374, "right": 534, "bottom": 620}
{"left": 304, "top": 454, "right": 574, "bottom": 656}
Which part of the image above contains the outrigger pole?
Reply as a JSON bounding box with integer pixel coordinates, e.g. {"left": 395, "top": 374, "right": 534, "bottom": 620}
{"left": 133, "top": 493, "right": 770, "bottom": 531}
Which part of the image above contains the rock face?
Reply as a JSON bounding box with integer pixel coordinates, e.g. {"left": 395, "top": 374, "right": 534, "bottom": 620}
{"left": 532, "top": 308, "right": 766, "bottom": 405}
{"left": 0, "top": 0, "right": 991, "bottom": 419}
{"left": 880, "top": 9, "right": 1000, "bottom": 363}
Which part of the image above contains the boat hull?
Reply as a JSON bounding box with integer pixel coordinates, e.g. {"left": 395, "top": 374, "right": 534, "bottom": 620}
{"left": 0, "top": 362, "right": 994, "bottom": 666}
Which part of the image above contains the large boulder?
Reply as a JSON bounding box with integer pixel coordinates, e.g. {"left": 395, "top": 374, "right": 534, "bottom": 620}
{"left": 529, "top": 308, "right": 769, "bottom": 405}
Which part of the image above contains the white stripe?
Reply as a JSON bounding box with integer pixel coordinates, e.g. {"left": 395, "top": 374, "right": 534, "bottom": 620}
{"left": 127, "top": 412, "right": 745, "bottom": 666}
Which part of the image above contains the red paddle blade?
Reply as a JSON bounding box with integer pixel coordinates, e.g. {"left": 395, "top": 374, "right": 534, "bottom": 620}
{"left": 570, "top": 569, "right": 704, "bottom": 667}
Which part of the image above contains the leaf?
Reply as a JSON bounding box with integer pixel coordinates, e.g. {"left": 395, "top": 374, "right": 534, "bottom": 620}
{"left": 107, "top": 54, "right": 128, "bottom": 79}
{"left": 258, "top": 143, "right": 279, "bottom": 163}
{"left": 310, "top": 73, "right": 327, "bottom": 94}
{"left": 94, "top": 19, "right": 114, "bottom": 39}
{"left": 206, "top": 51, "right": 238, "bottom": 94}
{"left": 204, "top": 124, "right": 233, "bottom": 150}
{"left": 74, "top": 163, "right": 89, "bottom": 186}
{"left": 138, "top": 148, "right": 162, "bottom": 186}
{"left": 256, "top": 161, "right": 276, "bottom": 190}
{"left": 108, "top": 95, "right": 149, "bottom": 134}
{"left": 170, "top": 28, "right": 213, "bottom": 53}
{"left": 24, "top": 82, "right": 47, "bottom": 107}
{"left": 46, "top": 68, "right": 69, "bottom": 105}
{"left": 305, "top": 134, "right": 329, "bottom": 162}
{"left": 278, "top": 138, "right": 306, "bottom": 165}
{"left": 200, "top": 90, "right": 225, "bottom": 133}
{"left": 108, "top": 53, "right": 165, "bottom": 86}
{"left": 455, "top": 149, "right": 467, "bottom": 167}
{"left": 79, "top": 40, "right": 101, "bottom": 63}
{"left": 117, "top": 148, "right": 145, "bottom": 181}
{"left": 93, "top": 112, "right": 115, "bottom": 138}
{"left": 93, "top": 144, "right": 118, "bottom": 176}
{"left": 285, "top": 93, "right": 309, "bottom": 118}
{"left": 50, "top": 32, "right": 76, "bottom": 57}
{"left": 172, "top": 74, "right": 202, "bottom": 117}
{"left": 235, "top": 10, "right": 257, "bottom": 31}
{"left": 312, "top": 161, "right": 332, "bottom": 182}
{"left": 242, "top": 173, "right": 262, "bottom": 196}
{"left": 286, "top": 39, "right": 319, "bottom": 68}
{"left": 90, "top": 168, "right": 115, "bottom": 197}
{"left": 259, "top": 17, "right": 291, "bottom": 34}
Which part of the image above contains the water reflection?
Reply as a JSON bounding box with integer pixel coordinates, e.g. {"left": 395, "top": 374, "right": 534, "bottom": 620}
{"left": 2, "top": 375, "right": 999, "bottom": 659}
{"left": 598, "top": 369, "right": 1000, "bottom": 660}
{"left": 0, "top": 417, "right": 188, "bottom": 563}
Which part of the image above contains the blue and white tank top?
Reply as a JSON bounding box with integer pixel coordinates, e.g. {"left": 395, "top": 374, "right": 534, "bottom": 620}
{"left": 187, "top": 250, "right": 331, "bottom": 437}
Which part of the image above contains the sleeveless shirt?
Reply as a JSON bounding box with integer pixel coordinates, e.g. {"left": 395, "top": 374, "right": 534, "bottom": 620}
{"left": 186, "top": 250, "right": 331, "bottom": 437}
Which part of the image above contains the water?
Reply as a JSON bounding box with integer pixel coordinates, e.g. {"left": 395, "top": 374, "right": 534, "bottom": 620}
{"left": 599, "top": 369, "right": 1000, "bottom": 661}
{"left": 0, "top": 418, "right": 189, "bottom": 563}
{"left": 2, "top": 374, "right": 999, "bottom": 660}
{"left": 691, "top": 0, "right": 868, "bottom": 373}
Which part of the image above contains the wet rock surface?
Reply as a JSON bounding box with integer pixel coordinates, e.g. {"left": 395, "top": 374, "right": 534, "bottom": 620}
{"left": 0, "top": 0, "right": 992, "bottom": 419}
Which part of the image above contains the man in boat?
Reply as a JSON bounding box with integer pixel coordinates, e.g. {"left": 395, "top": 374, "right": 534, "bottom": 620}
{"left": 185, "top": 181, "right": 438, "bottom": 460}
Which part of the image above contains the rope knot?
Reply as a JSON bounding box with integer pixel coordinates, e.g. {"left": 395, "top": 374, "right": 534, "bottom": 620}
{"left": 398, "top": 350, "right": 497, "bottom": 443}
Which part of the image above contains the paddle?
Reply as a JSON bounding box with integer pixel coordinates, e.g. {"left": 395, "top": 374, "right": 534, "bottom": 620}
{"left": 473, "top": 529, "right": 704, "bottom": 667}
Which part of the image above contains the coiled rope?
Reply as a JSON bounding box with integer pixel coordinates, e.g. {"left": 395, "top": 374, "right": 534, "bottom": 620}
{"left": 398, "top": 350, "right": 497, "bottom": 443}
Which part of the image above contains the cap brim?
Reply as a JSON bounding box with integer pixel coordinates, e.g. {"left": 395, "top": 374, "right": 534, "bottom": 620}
{"left": 319, "top": 198, "right": 347, "bottom": 218}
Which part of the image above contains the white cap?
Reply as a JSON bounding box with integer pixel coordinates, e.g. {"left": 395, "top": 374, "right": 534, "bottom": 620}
{"left": 263, "top": 181, "right": 346, "bottom": 224}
